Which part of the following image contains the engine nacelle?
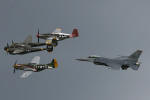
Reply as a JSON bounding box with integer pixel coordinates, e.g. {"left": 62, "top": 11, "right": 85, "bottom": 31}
{"left": 52, "top": 38, "right": 58, "bottom": 47}
{"left": 46, "top": 45, "right": 53, "bottom": 52}
{"left": 45, "top": 38, "right": 58, "bottom": 47}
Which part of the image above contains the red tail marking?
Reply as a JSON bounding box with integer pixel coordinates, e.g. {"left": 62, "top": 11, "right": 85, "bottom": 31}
{"left": 70, "top": 28, "right": 79, "bottom": 38}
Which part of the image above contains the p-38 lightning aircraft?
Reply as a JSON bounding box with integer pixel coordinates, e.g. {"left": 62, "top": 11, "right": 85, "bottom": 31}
{"left": 75, "top": 50, "right": 142, "bottom": 70}
{"left": 13, "top": 56, "right": 58, "bottom": 78}
{"left": 36, "top": 28, "right": 79, "bottom": 46}
{"left": 4, "top": 35, "right": 53, "bottom": 55}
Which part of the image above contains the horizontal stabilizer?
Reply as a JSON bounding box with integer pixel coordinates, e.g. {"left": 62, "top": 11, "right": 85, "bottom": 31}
{"left": 131, "top": 65, "right": 140, "bottom": 70}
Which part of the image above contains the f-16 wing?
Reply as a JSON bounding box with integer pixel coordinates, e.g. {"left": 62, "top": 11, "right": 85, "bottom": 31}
{"left": 106, "top": 63, "right": 121, "bottom": 70}
{"left": 94, "top": 58, "right": 121, "bottom": 70}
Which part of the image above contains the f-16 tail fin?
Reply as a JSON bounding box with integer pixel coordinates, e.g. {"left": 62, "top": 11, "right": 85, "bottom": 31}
{"left": 49, "top": 58, "right": 58, "bottom": 68}
{"left": 70, "top": 28, "right": 79, "bottom": 38}
{"left": 24, "top": 35, "right": 32, "bottom": 43}
{"left": 128, "top": 50, "right": 142, "bottom": 60}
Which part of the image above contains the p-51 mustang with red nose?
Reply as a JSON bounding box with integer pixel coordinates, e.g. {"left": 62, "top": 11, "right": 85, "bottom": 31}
{"left": 13, "top": 56, "right": 58, "bottom": 78}
{"left": 36, "top": 28, "right": 79, "bottom": 47}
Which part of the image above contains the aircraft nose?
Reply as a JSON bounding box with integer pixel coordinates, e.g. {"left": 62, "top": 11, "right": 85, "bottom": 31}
{"left": 4, "top": 47, "right": 7, "bottom": 51}
{"left": 75, "top": 58, "right": 89, "bottom": 61}
{"left": 13, "top": 65, "right": 16, "bottom": 68}
{"left": 36, "top": 34, "right": 40, "bottom": 38}
{"left": 4, "top": 47, "right": 9, "bottom": 52}
{"left": 13, "top": 64, "right": 20, "bottom": 69}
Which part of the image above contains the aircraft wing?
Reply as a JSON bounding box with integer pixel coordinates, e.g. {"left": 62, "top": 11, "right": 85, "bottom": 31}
{"left": 53, "top": 28, "right": 62, "bottom": 33}
{"left": 24, "top": 35, "right": 32, "bottom": 43}
{"left": 20, "top": 71, "right": 32, "bottom": 78}
{"left": 30, "top": 56, "right": 40, "bottom": 64}
{"left": 47, "top": 36, "right": 56, "bottom": 40}
{"left": 107, "top": 63, "right": 121, "bottom": 70}
{"left": 13, "top": 49, "right": 24, "bottom": 54}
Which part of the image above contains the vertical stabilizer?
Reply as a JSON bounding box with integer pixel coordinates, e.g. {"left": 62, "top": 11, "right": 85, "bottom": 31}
{"left": 128, "top": 50, "right": 142, "bottom": 60}
{"left": 24, "top": 35, "right": 32, "bottom": 43}
{"left": 70, "top": 28, "right": 79, "bottom": 38}
{"left": 49, "top": 58, "right": 58, "bottom": 68}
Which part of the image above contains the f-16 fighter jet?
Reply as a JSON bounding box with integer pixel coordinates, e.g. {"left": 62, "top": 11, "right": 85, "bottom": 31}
{"left": 4, "top": 35, "right": 53, "bottom": 55}
{"left": 75, "top": 50, "right": 142, "bottom": 70}
{"left": 13, "top": 56, "right": 58, "bottom": 78}
{"left": 36, "top": 28, "right": 79, "bottom": 47}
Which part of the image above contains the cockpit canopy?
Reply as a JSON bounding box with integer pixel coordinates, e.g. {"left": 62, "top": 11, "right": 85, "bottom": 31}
{"left": 88, "top": 55, "right": 100, "bottom": 58}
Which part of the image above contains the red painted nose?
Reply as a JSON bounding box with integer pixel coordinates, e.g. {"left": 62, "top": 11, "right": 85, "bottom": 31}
{"left": 36, "top": 34, "right": 39, "bottom": 38}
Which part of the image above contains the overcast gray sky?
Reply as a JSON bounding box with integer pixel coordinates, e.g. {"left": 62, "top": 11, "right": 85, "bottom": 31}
{"left": 1, "top": 0, "right": 150, "bottom": 100}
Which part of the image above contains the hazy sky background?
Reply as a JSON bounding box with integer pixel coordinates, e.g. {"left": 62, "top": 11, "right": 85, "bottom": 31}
{"left": 1, "top": 0, "right": 150, "bottom": 100}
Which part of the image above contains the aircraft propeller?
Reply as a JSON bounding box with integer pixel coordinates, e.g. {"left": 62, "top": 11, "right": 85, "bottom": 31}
{"left": 37, "top": 28, "right": 40, "bottom": 43}
{"left": 12, "top": 40, "right": 14, "bottom": 44}
{"left": 7, "top": 43, "right": 9, "bottom": 47}
{"left": 13, "top": 60, "right": 17, "bottom": 73}
{"left": 4, "top": 43, "right": 9, "bottom": 54}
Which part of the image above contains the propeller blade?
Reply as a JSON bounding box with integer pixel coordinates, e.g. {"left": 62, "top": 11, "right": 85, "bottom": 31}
{"left": 13, "top": 60, "right": 17, "bottom": 73}
{"left": 37, "top": 28, "right": 40, "bottom": 43}
{"left": 38, "top": 28, "right": 39, "bottom": 34}
{"left": 5, "top": 44, "right": 9, "bottom": 54}
{"left": 38, "top": 37, "right": 39, "bottom": 43}
{"left": 12, "top": 40, "right": 14, "bottom": 44}
{"left": 13, "top": 68, "right": 15, "bottom": 74}
{"left": 7, "top": 43, "right": 9, "bottom": 47}
{"left": 14, "top": 60, "right": 17, "bottom": 65}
